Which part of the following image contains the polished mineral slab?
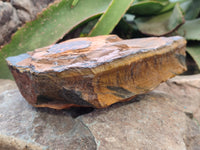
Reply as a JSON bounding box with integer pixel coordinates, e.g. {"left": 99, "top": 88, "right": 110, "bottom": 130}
{"left": 6, "top": 35, "right": 187, "bottom": 109}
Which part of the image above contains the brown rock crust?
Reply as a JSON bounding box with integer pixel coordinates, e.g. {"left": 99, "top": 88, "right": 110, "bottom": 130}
{"left": 6, "top": 35, "right": 187, "bottom": 109}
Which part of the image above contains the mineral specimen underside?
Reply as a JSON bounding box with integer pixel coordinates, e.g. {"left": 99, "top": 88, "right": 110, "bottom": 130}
{"left": 6, "top": 35, "right": 187, "bottom": 109}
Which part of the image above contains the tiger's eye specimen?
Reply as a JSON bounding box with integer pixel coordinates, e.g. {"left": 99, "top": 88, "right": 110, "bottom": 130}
{"left": 6, "top": 35, "right": 187, "bottom": 109}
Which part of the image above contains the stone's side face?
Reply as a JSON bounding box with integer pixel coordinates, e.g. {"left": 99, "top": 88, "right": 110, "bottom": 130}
{"left": 6, "top": 35, "right": 187, "bottom": 109}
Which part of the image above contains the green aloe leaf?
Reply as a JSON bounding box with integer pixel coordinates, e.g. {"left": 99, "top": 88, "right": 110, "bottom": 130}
{"left": 89, "top": 0, "right": 134, "bottom": 36}
{"left": 187, "top": 44, "right": 200, "bottom": 69}
{"left": 0, "top": 0, "right": 112, "bottom": 79}
{"left": 180, "top": 0, "right": 200, "bottom": 20}
{"left": 177, "top": 19, "right": 200, "bottom": 40}
{"left": 134, "top": 4, "right": 184, "bottom": 36}
{"left": 128, "top": 1, "right": 165, "bottom": 16}
{"left": 159, "top": 2, "right": 176, "bottom": 14}
{"left": 134, "top": 0, "right": 168, "bottom": 3}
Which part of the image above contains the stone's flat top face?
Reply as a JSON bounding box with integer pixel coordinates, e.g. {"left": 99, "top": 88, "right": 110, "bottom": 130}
{"left": 47, "top": 40, "right": 92, "bottom": 54}
{"left": 6, "top": 53, "right": 30, "bottom": 67}
{"left": 6, "top": 35, "right": 185, "bottom": 73}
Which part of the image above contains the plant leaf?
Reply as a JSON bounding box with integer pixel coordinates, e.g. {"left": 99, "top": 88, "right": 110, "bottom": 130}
{"left": 71, "top": 0, "right": 79, "bottom": 8}
{"left": 134, "top": 4, "right": 184, "bottom": 36}
{"left": 159, "top": 2, "right": 176, "bottom": 14}
{"left": 180, "top": 0, "right": 200, "bottom": 20}
{"left": 128, "top": 1, "right": 165, "bottom": 16}
{"left": 187, "top": 44, "right": 200, "bottom": 69}
{"left": 0, "top": 0, "right": 112, "bottom": 79}
{"left": 89, "top": 0, "right": 134, "bottom": 36}
{"left": 177, "top": 19, "right": 200, "bottom": 41}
